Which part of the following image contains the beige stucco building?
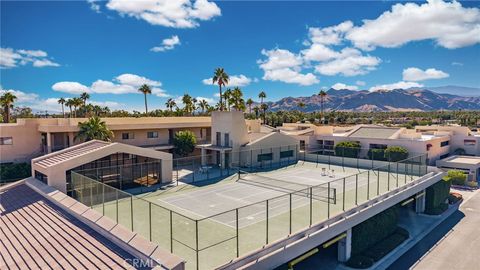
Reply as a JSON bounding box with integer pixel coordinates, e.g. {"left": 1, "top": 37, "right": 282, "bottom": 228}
{"left": 0, "top": 117, "right": 211, "bottom": 163}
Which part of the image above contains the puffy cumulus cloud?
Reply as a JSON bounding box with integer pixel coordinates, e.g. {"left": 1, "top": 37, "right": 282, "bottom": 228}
{"left": 0, "top": 89, "right": 39, "bottom": 103}
{"left": 151, "top": 35, "right": 181, "bottom": 52}
{"left": 106, "top": 0, "right": 221, "bottom": 28}
{"left": 258, "top": 49, "right": 319, "bottom": 86}
{"left": 52, "top": 82, "right": 91, "bottom": 95}
{"left": 314, "top": 48, "right": 381, "bottom": 76}
{"left": 331, "top": 83, "right": 358, "bottom": 91}
{"left": 301, "top": 43, "right": 338, "bottom": 62}
{"left": 308, "top": 21, "right": 353, "bottom": 46}
{"left": 402, "top": 67, "right": 449, "bottom": 81}
{"left": 52, "top": 73, "right": 169, "bottom": 97}
{"left": 369, "top": 81, "right": 424, "bottom": 92}
{"left": 202, "top": 74, "right": 252, "bottom": 87}
{"left": 346, "top": 0, "right": 480, "bottom": 50}
{"left": 0, "top": 47, "right": 60, "bottom": 69}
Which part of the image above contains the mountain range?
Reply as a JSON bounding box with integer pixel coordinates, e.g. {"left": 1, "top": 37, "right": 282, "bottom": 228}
{"left": 265, "top": 86, "right": 480, "bottom": 112}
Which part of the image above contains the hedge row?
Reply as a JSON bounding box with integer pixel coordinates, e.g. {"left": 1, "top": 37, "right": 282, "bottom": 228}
{"left": 335, "top": 141, "right": 361, "bottom": 158}
{"left": 425, "top": 176, "right": 451, "bottom": 215}
{"left": 367, "top": 146, "right": 409, "bottom": 162}
{"left": 0, "top": 162, "right": 31, "bottom": 182}
{"left": 444, "top": 170, "right": 467, "bottom": 186}
{"left": 351, "top": 205, "right": 400, "bottom": 255}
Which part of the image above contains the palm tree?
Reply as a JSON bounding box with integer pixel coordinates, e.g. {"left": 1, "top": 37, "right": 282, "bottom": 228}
{"left": 80, "top": 92, "right": 90, "bottom": 117}
{"left": 258, "top": 91, "right": 266, "bottom": 105}
{"left": 65, "top": 99, "right": 74, "bottom": 118}
{"left": 246, "top": 98, "right": 254, "bottom": 114}
{"left": 58, "top": 97, "right": 66, "bottom": 118}
{"left": 223, "top": 88, "right": 232, "bottom": 111}
{"left": 212, "top": 68, "right": 229, "bottom": 111}
{"left": 319, "top": 90, "right": 328, "bottom": 124}
{"left": 260, "top": 103, "right": 268, "bottom": 125}
{"left": 231, "top": 87, "right": 245, "bottom": 111}
{"left": 72, "top": 97, "right": 83, "bottom": 118}
{"left": 198, "top": 99, "right": 209, "bottom": 115}
{"left": 165, "top": 98, "right": 176, "bottom": 112}
{"left": 297, "top": 102, "right": 305, "bottom": 110}
{"left": 75, "top": 116, "right": 113, "bottom": 142}
{"left": 182, "top": 94, "right": 194, "bottom": 115}
{"left": 138, "top": 84, "right": 152, "bottom": 114}
{"left": 0, "top": 92, "right": 17, "bottom": 123}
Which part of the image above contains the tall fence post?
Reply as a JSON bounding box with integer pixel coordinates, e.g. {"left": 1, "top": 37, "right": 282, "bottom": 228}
{"left": 170, "top": 211, "right": 173, "bottom": 253}
{"left": 102, "top": 183, "right": 105, "bottom": 215}
{"left": 327, "top": 182, "right": 331, "bottom": 219}
{"left": 387, "top": 162, "right": 391, "bottom": 191}
{"left": 236, "top": 208, "right": 239, "bottom": 258}
{"left": 309, "top": 187, "right": 313, "bottom": 227}
{"left": 130, "top": 196, "right": 134, "bottom": 231}
{"left": 367, "top": 171, "right": 370, "bottom": 200}
{"left": 342, "top": 178, "right": 346, "bottom": 211}
{"left": 149, "top": 202, "right": 152, "bottom": 241}
{"left": 377, "top": 169, "right": 380, "bottom": 196}
{"left": 266, "top": 200, "right": 269, "bottom": 245}
{"left": 195, "top": 220, "right": 199, "bottom": 270}
{"left": 289, "top": 193, "right": 292, "bottom": 235}
{"left": 355, "top": 174, "right": 358, "bottom": 205}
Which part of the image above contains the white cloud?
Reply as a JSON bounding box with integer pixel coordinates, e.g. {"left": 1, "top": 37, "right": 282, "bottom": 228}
{"left": 195, "top": 96, "right": 216, "bottom": 105}
{"left": 151, "top": 35, "right": 181, "bottom": 52}
{"left": 356, "top": 80, "right": 366, "bottom": 86}
{"left": 0, "top": 47, "right": 60, "bottom": 69}
{"left": 314, "top": 48, "right": 381, "bottom": 76}
{"left": 87, "top": 0, "right": 101, "bottom": 13}
{"left": 202, "top": 74, "right": 252, "bottom": 87}
{"left": 451, "top": 62, "right": 463, "bottom": 66}
{"left": 106, "top": 0, "right": 221, "bottom": 28}
{"left": 52, "top": 73, "right": 169, "bottom": 97}
{"left": 346, "top": 0, "right": 480, "bottom": 50}
{"left": 308, "top": 21, "right": 353, "bottom": 46}
{"left": 0, "top": 89, "right": 39, "bottom": 103}
{"left": 369, "top": 81, "right": 424, "bottom": 92}
{"left": 301, "top": 43, "right": 338, "bottom": 62}
{"left": 52, "top": 82, "right": 91, "bottom": 95}
{"left": 258, "top": 49, "right": 319, "bottom": 86}
{"left": 331, "top": 83, "right": 358, "bottom": 91}
{"left": 402, "top": 67, "right": 449, "bottom": 81}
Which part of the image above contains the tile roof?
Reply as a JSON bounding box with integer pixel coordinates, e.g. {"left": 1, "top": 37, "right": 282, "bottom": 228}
{"left": 0, "top": 183, "right": 140, "bottom": 270}
{"left": 34, "top": 140, "right": 110, "bottom": 169}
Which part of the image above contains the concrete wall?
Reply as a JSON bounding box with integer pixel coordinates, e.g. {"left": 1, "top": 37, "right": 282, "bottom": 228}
{"left": 0, "top": 119, "right": 44, "bottom": 163}
{"left": 237, "top": 133, "right": 299, "bottom": 167}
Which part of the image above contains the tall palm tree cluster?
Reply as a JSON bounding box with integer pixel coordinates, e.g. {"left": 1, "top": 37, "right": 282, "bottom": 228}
{"left": 58, "top": 92, "right": 110, "bottom": 118}
{"left": 0, "top": 92, "right": 17, "bottom": 123}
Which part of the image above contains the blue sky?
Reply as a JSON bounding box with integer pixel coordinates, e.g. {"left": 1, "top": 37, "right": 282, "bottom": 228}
{"left": 1, "top": 0, "right": 479, "bottom": 112}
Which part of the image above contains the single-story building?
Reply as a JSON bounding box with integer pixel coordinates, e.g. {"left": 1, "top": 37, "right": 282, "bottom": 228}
{"left": 436, "top": 155, "right": 480, "bottom": 182}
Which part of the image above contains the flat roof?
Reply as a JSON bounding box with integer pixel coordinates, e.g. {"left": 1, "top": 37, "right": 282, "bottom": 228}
{"left": 0, "top": 183, "right": 139, "bottom": 269}
{"left": 348, "top": 126, "right": 400, "bottom": 139}
{"left": 441, "top": 156, "right": 480, "bottom": 165}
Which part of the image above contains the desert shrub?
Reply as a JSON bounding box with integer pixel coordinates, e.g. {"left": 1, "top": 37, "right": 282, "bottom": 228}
{"left": 335, "top": 141, "right": 361, "bottom": 158}
{"left": 384, "top": 146, "right": 409, "bottom": 162}
{"left": 425, "top": 176, "right": 451, "bottom": 215}
{"left": 345, "top": 255, "right": 374, "bottom": 269}
{"left": 444, "top": 170, "right": 467, "bottom": 186}
{"left": 351, "top": 206, "right": 399, "bottom": 255}
{"left": 367, "top": 149, "right": 386, "bottom": 161}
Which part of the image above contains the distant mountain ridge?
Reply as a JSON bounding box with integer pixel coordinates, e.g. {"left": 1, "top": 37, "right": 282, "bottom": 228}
{"left": 265, "top": 87, "right": 480, "bottom": 112}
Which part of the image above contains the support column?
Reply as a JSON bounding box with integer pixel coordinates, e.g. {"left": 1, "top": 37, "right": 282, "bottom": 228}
{"left": 415, "top": 191, "right": 426, "bottom": 213}
{"left": 201, "top": 148, "right": 207, "bottom": 166}
{"left": 338, "top": 229, "right": 352, "bottom": 262}
{"left": 220, "top": 150, "right": 226, "bottom": 169}
{"left": 68, "top": 132, "right": 74, "bottom": 147}
{"left": 46, "top": 132, "right": 52, "bottom": 153}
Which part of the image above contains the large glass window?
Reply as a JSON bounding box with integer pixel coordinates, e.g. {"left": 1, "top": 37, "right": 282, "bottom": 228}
{"left": 280, "top": 150, "right": 294, "bottom": 158}
{"left": 122, "top": 132, "right": 135, "bottom": 140}
{"left": 0, "top": 137, "right": 13, "bottom": 145}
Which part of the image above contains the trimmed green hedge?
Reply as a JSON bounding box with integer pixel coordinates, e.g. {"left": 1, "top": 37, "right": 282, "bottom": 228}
{"left": 0, "top": 162, "right": 31, "bottom": 182}
{"left": 351, "top": 205, "right": 399, "bottom": 255}
{"left": 444, "top": 170, "right": 467, "bottom": 186}
{"left": 384, "top": 146, "right": 409, "bottom": 162}
{"left": 367, "top": 149, "right": 386, "bottom": 161}
{"left": 335, "top": 141, "right": 361, "bottom": 158}
{"left": 425, "top": 176, "right": 451, "bottom": 215}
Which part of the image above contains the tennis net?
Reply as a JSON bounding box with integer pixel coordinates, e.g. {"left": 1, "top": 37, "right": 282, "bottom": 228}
{"left": 237, "top": 170, "right": 336, "bottom": 204}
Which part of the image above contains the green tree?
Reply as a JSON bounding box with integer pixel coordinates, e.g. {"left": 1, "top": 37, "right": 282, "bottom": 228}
{"left": 297, "top": 102, "right": 305, "bottom": 110}
{"left": 165, "top": 98, "right": 176, "bottom": 112}
{"left": 384, "top": 146, "right": 409, "bottom": 162}
{"left": 212, "top": 68, "right": 229, "bottom": 111}
{"left": 260, "top": 103, "right": 268, "bottom": 125}
{"left": 246, "top": 98, "right": 254, "bottom": 114}
{"left": 65, "top": 99, "right": 74, "bottom": 118}
{"left": 231, "top": 87, "right": 245, "bottom": 111}
{"left": 138, "top": 84, "right": 152, "bottom": 114}
{"left": 58, "top": 97, "right": 66, "bottom": 118}
{"left": 72, "top": 97, "right": 83, "bottom": 118}
{"left": 173, "top": 130, "right": 197, "bottom": 157}
{"left": 198, "top": 99, "right": 209, "bottom": 115}
{"left": 319, "top": 90, "right": 328, "bottom": 124}
{"left": 223, "top": 88, "right": 232, "bottom": 111}
{"left": 75, "top": 116, "right": 113, "bottom": 142}
{"left": 182, "top": 94, "right": 195, "bottom": 115}
{"left": 0, "top": 92, "right": 17, "bottom": 123}
{"left": 335, "top": 141, "right": 361, "bottom": 158}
